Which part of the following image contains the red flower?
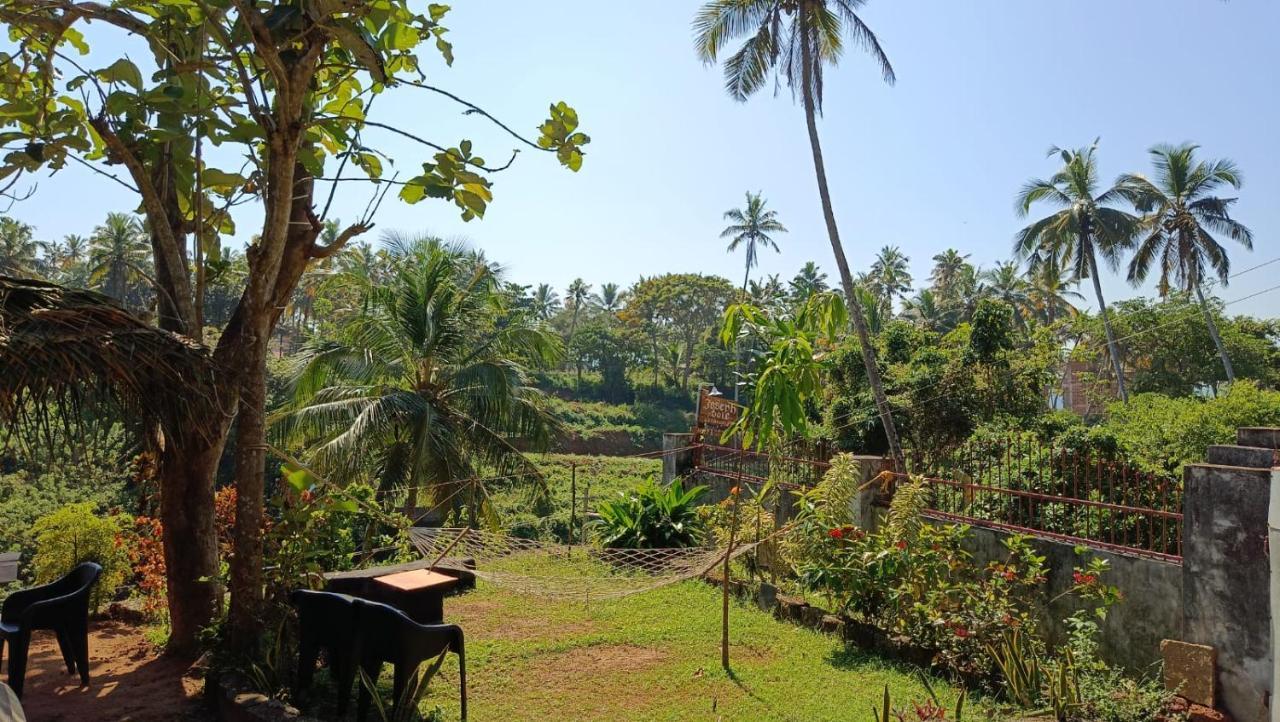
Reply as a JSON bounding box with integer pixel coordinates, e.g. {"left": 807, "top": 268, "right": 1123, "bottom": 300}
{"left": 953, "top": 626, "right": 970, "bottom": 638}
{"left": 895, "top": 540, "right": 908, "bottom": 551}
{"left": 1002, "top": 570, "right": 1017, "bottom": 582}
{"left": 828, "top": 528, "right": 844, "bottom": 540}
{"left": 1073, "top": 571, "right": 1097, "bottom": 586}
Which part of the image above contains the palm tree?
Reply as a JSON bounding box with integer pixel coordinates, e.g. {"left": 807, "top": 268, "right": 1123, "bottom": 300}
{"left": 902, "top": 288, "right": 945, "bottom": 332}
{"left": 866, "top": 245, "right": 912, "bottom": 316}
{"left": 564, "top": 278, "right": 592, "bottom": 382}
{"left": 88, "top": 212, "right": 150, "bottom": 303}
{"left": 929, "top": 249, "right": 970, "bottom": 299}
{"left": 694, "top": 0, "right": 905, "bottom": 467}
{"left": 274, "top": 239, "right": 561, "bottom": 522}
{"left": 982, "top": 260, "right": 1031, "bottom": 324}
{"left": 1015, "top": 142, "right": 1139, "bottom": 402}
{"left": 0, "top": 217, "right": 39, "bottom": 277}
{"left": 592, "top": 282, "right": 626, "bottom": 313}
{"left": 1118, "top": 143, "right": 1252, "bottom": 383}
{"left": 531, "top": 283, "right": 561, "bottom": 320}
{"left": 1025, "top": 256, "right": 1084, "bottom": 326}
{"left": 788, "top": 261, "right": 829, "bottom": 303}
{"left": 748, "top": 273, "right": 786, "bottom": 309}
{"left": 720, "top": 191, "right": 787, "bottom": 291}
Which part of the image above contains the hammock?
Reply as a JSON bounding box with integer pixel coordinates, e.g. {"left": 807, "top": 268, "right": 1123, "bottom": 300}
{"left": 409, "top": 527, "right": 760, "bottom": 601}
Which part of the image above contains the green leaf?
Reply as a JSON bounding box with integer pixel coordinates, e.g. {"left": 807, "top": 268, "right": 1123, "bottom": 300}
{"left": 331, "top": 20, "right": 388, "bottom": 84}
{"left": 97, "top": 58, "right": 143, "bottom": 90}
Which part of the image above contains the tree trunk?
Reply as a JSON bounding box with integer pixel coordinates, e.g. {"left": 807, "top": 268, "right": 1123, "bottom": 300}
{"left": 227, "top": 336, "right": 269, "bottom": 651}
{"left": 157, "top": 428, "right": 226, "bottom": 655}
{"left": 798, "top": 10, "right": 905, "bottom": 471}
{"left": 1195, "top": 283, "right": 1235, "bottom": 385}
{"left": 1085, "top": 244, "right": 1128, "bottom": 403}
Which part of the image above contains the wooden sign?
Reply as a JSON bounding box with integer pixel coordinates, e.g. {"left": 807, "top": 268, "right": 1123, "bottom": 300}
{"left": 697, "top": 388, "right": 741, "bottom": 430}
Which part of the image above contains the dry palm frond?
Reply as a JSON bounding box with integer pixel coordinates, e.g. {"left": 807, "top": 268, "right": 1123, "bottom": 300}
{"left": 0, "top": 275, "right": 221, "bottom": 444}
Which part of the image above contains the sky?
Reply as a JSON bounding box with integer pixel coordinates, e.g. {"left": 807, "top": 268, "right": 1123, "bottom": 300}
{"left": 13, "top": 0, "right": 1280, "bottom": 317}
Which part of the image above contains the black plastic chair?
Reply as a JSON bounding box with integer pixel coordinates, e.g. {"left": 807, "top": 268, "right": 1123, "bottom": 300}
{"left": 290, "top": 589, "right": 361, "bottom": 715}
{"left": 352, "top": 598, "right": 466, "bottom": 722}
{"left": 0, "top": 562, "right": 102, "bottom": 698}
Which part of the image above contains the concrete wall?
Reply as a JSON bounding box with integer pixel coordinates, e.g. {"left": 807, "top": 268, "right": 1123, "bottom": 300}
{"left": 661, "top": 433, "right": 694, "bottom": 485}
{"left": 957, "top": 524, "right": 1182, "bottom": 672}
{"left": 1181, "top": 428, "right": 1277, "bottom": 722}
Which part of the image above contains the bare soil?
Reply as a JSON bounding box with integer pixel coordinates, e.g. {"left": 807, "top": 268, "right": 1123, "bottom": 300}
{"left": 9, "top": 620, "right": 210, "bottom": 722}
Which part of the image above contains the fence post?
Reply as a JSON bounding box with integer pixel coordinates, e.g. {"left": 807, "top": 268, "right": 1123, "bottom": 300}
{"left": 849, "top": 455, "right": 890, "bottom": 531}
{"left": 663, "top": 432, "right": 695, "bottom": 484}
{"left": 1181, "top": 427, "right": 1279, "bottom": 720}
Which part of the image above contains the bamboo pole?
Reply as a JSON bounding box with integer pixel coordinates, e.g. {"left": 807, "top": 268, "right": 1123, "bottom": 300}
{"left": 722, "top": 450, "right": 744, "bottom": 670}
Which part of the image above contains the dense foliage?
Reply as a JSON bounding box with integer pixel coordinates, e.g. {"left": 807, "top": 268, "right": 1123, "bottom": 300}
{"left": 594, "top": 479, "right": 707, "bottom": 549}
{"left": 31, "top": 502, "right": 130, "bottom": 612}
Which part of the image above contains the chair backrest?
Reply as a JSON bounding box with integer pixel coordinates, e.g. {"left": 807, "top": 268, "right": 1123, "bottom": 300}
{"left": 351, "top": 598, "right": 462, "bottom": 663}
{"left": 46, "top": 562, "right": 101, "bottom": 602}
{"left": 290, "top": 589, "right": 360, "bottom": 647}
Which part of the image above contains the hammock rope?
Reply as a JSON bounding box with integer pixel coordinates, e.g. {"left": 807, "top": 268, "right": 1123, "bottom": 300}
{"left": 410, "top": 526, "right": 764, "bottom": 602}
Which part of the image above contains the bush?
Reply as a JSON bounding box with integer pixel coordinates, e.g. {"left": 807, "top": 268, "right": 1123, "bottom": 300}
{"left": 31, "top": 502, "right": 130, "bottom": 612}
{"left": 1101, "top": 380, "right": 1280, "bottom": 475}
{"left": 594, "top": 479, "right": 707, "bottom": 549}
{"left": 784, "top": 455, "right": 1110, "bottom": 680}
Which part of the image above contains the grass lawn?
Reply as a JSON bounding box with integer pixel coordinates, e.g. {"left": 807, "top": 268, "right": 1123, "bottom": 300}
{"left": 399, "top": 576, "right": 975, "bottom": 721}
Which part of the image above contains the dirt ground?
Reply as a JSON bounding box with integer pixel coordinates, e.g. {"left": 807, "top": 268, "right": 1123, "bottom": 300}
{"left": 6, "top": 620, "right": 210, "bottom": 722}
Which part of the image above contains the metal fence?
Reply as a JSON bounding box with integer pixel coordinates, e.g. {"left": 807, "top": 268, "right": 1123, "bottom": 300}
{"left": 908, "top": 436, "right": 1183, "bottom": 562}
{"left": 689, "top": 435, "right": 1183, "bottom": 563}
{"left": 693, "top": 443, "right": 830, "bottom": 490}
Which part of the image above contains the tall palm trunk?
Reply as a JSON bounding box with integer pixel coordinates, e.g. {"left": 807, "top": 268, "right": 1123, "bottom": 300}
{"left": 1084, "top": 241, "right": 1128, "bottom": 403}
{"left": 1194, "top": 282, "right": 1235, "bottom": 385}
{"left": 798, "top": 12, "right": 904, "bottom": 470}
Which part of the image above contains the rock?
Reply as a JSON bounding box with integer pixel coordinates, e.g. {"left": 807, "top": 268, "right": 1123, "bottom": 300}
{"left": 1160, "top": 639, "right": 1216, "bottom": 707}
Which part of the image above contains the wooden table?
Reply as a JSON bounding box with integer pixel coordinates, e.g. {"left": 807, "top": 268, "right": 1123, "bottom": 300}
{"left": 369, "top": 569, "right": 459, "bottom": 625}
{"left": 323, "top": 561, "right": 471, "bottom": 625}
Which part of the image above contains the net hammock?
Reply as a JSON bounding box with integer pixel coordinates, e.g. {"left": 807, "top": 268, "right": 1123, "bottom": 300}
{"left": 409, "top": 527, "right": 762, "bottom": 601}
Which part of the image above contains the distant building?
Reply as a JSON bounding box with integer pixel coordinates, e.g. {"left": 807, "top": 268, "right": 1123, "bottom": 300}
{"left": 1058, "top": 359, "right": 1119, "bottom": 418}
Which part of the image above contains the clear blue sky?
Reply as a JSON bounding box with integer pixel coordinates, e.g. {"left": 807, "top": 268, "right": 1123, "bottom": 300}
{"left": 17, "top": 1, "right": 1280, "bottom": 316}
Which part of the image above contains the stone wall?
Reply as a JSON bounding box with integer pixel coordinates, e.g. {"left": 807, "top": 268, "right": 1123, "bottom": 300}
{"left": 957, "top": 524, "right": 1182, "bottom": 672}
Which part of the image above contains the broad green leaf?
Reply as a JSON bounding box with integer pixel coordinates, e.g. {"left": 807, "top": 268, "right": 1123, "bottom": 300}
{"left": 97, "top": 58, "right": 143, "bottom": 90}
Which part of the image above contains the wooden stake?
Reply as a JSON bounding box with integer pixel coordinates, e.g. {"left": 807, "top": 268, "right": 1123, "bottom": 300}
{"left": 429, "top": 528, "right": 469, "bottom": 570}
{"left": 722, "top": 474, "right": 742, "bottom": 670}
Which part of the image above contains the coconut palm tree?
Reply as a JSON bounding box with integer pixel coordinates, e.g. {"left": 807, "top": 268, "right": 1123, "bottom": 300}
{"left": 929, "top": 249, "right": 970, "bottom": 298}
{"left": 273, "top": 239, "right": 562, "bottom": 522}
{"left": 694, "top": 0, "right": 904, "bottom": 467}
{"left": 788, "top": 261, "right": 829, "bottom": 304}
{"left": 531, "top": 283, "right": 561, "bottom": 320}
{"left": 592, "top": 282, "right": 626, "bottom": 313}
{"left": 1117, "top": 143, "right": 1253, "bottom": 383}
{"left": 0, "top": 217, "right": 39, "bottom": 277}
{"left": 1015, "top": 142, "right": 1139, "bottom": 402}
{"left": 1025, "top": 257, "right": 1083, "bottom": 326}
{"left": 982, "top": 260, "right": 1031, "bottom": 324}
{"left": 720, "top": 191, "right": 787, "bottom": 291}
{"left": 88, "top": 212, "right": 150, "bottom": 303}
{"left": 565, "top": 278, "right": 592, "bottom": 340}
{"left": 866, "top": 245, "right": 912, "bottom": 316}
{"left": 748, "top": 273, "right": 786, "bottom": 309}
{"left": 902, "top": 288, "right": 945, "bottom": 332}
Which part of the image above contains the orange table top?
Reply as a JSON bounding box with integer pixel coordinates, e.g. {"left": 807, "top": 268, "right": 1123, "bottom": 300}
{"left": 372, "top": 568, "right": 459, "bottom": 593}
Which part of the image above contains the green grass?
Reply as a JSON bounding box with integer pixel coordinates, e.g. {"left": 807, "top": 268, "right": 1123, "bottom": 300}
{"left": 488, "top": 453, "right": 664, "bottom": 542}
{"left": 387, "top": 572, "right": 980, "bottom": 721}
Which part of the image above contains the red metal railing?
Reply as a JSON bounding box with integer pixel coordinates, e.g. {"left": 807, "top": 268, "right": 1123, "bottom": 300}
{"left": 689, "top": 435, "right": 1183, "bottom": 563}
{"left": 908, "top": 436, "right": 1183, "bottom": 562}
{"left": 693, "top": 443, "right": 830, "bottom": 490}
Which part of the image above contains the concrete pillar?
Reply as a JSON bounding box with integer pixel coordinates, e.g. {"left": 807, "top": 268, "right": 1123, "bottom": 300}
{"left": 1182, "top": 427, "right": 1279, "bottom": 720}
{"left": 849, "top": 455, "right": 892, "bottom": 531}
{"left": 662, "top": 432, "right": 695, "bottom": 485}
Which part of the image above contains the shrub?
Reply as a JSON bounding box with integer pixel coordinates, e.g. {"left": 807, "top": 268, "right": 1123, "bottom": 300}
{"left": 31, "top": 502, "right": 130, "bottom": 612}
{"left": 594, "top": 479, "right": 707, "bottom": 549}
{"left": 784, "top": 456, "right": 1102, "bottom": 679}
{"left": 1101, "top": 380, "right": 1280, "bottom": 475}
